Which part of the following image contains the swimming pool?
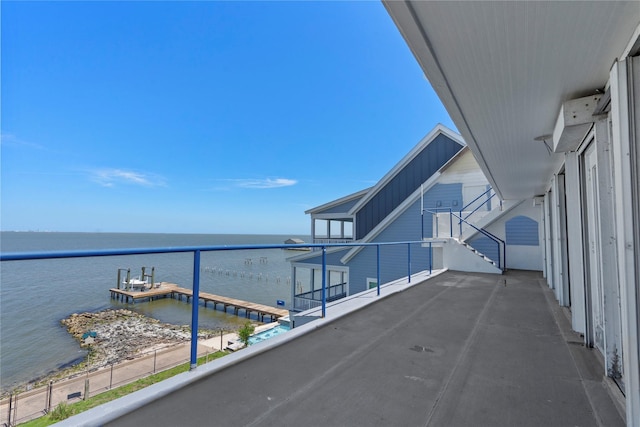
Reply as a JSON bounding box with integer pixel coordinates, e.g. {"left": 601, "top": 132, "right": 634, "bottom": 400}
{"left": 248, "top": 324, "right": 290, "bottom": 345}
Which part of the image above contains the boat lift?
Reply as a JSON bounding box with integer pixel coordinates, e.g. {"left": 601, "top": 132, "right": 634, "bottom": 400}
{"left": 117, "top": 266, "right": 155, "bottom": 291}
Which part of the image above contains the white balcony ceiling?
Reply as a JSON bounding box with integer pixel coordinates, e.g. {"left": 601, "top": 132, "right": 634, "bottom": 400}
{"left": 384, "top": 1, "right": 639, "bottom": 199}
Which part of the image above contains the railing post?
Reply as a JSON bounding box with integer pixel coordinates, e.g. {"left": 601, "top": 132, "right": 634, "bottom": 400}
{"left": 190, "top": 249, "right": 201, "bottom": 370}
{"left": 429, "top": 242, "right": 432, "bottom": 274}
{"left": 449, "top": 208, "right": 453, "bottom": 238}
{"left": 321, "top": 247, "right": 326, "bottom": 318}
{"left": 407, "top": 243, "right": 411, "bottom": 283}
{"left": 376, "top": 245, "right": 381, "bottom": 296}
{"left": 503, "top": 242, "right": 506, "bottom": 271}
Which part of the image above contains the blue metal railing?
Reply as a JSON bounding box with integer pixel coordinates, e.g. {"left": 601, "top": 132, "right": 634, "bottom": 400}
{"left": 1, "top": 240, "right": 432, "bottom": 370}
{"left": 423, "top": 207, "right": 455, "bottom": 238}
{"left": 423, "top": 208, "right": 505, "bottom": 270}
{"left": 458, "top": 187, "right": 500, "bottom": 236}
{"left": 451, "top": 211, "right": 505, "bottom": 270}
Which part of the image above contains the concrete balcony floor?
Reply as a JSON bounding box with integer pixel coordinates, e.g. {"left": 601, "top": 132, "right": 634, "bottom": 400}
{"left": 85, "top": 270, "right": 625, "bottom": 426}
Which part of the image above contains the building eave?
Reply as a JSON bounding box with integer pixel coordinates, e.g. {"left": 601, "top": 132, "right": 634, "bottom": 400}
{"left": 347, "top": 124, "right": 464, "bottom": 215}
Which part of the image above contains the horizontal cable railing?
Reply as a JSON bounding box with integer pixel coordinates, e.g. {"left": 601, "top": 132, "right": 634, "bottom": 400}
{"left": 1, "top": 240, "right": 432, "bottom": 377}
{"left": 294, "top": 282, "right": 347, "bottom": 305}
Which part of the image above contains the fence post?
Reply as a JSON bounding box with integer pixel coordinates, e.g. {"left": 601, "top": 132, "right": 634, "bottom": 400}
{"left": 154, "top": 350, "right": 157, "bottom": 373}
{"left": 8, "top": 393, "right": 13, "bottom": 426}
{"left": 190, "top": 249, "right": 201, "bottom": 370}
{"left": 44, "top": 381, "right": 49, "bottom": 414}
{"left": 407, "top": 243, "right": 411, "bottom": 283}
{"left": 109, "top": 364, "right": 114, "bottom": 389}
{"left": 13, "top": 393, "right": 18, "bottom": 425}
{"left": 45, "top": 380, "right": 53, "bottom": 413}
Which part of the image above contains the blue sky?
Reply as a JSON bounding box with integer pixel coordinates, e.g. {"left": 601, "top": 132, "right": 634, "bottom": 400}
{"left": 1, "top": 1, "right": 455, "bottom": 235}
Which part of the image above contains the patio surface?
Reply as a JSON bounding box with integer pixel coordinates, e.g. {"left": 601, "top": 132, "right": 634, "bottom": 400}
{"left": 74, "top": 270, "right": 625, "bottom": 426}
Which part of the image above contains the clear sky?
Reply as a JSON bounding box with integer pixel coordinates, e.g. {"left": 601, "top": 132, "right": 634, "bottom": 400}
{"left": 1, "top": 1, "right": 455, "bottom": 235}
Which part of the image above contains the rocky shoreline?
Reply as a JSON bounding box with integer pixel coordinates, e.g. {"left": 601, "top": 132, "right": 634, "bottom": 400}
{"left": 1, "top": 309, "right": 223, "bottom": 398}
{"left": 60, "top": 309, "right": 217, "bottom": 367}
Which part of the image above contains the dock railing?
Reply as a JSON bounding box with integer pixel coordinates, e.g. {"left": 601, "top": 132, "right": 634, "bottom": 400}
{"left": 1, "top": 240, "right": 431, "bottom": 376}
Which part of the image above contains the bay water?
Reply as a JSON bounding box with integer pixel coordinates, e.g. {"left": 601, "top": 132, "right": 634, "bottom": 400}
{"left": 0, "top": 232, "right": 308, "bottom": 393}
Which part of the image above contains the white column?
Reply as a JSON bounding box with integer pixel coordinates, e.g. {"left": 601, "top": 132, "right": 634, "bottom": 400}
{"left": 564, "top": 151, "right": 586, "bottom": 334}
{"left": 543, "top": 192, "right": 553, "bottom": 288}
{"left": 610, "top": 58, "right": 639, "bottom": 426}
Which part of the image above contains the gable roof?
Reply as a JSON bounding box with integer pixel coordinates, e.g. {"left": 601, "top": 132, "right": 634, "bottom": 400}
{"left": 305, "top": 188, "right": 370, "bottom": 215}
{"left": 341, "top": 145, "right": 471, "bottom": 263}
{"left": 348, "top": 124, "right": 465, "bottom": 215}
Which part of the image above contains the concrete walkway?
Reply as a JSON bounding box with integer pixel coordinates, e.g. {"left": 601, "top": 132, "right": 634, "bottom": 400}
{"left": 82, "top": 270, "right": 624, "bottom": 426}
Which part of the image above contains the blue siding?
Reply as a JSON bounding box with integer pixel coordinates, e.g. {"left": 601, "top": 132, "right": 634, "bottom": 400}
{"left": 355, "top": 134, "right": 463, "bottom": 238}
{"left": 348, "top": 199, "right": 433, "bottom": 294}
{"left": 422, "top": 183, "right": 463, "bottom": 210}
{"left": 294, "top": 248, "right": 350, "bottom": 267}
{"left": 506, "top": 215, "right": 539, "bottom": 246}
{"left": 468, "top": 235, "right": 500, "bottom": 265}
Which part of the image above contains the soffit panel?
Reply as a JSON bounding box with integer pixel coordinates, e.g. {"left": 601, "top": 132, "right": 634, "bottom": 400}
{"left": 386, "top": 1, "right": 639, "bottom": 199}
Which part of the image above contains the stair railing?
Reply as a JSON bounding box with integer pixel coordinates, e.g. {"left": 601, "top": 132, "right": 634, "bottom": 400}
{"left": 451, "top": 211, "right": 505, "bottom": 270}
{"left": 423, "top": 208, "right": 505, "bottom": 270}
{"left": 458, "top": 188, "right": 500, "bottom": 236}
{"left": 422, "top": 207, "right": 454, "bottom": 238}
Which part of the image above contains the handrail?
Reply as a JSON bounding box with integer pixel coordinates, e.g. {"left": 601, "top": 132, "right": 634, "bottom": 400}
{"left": 423, "top": 208, "right": 505, "bottom": 270}
{"left": 451, "top": 211, "right": 505, "bottom": 270}
{"left": 1, "top": 239, "right": 432, "bottom": 370}
{"left": 458, "top": 188, "right": 498, "bottom": 236}
{"left": 460, "top": 187, "right": 494, "bottom": 213}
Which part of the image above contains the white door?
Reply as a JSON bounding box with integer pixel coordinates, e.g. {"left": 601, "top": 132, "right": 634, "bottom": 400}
{"left": 584, "top": 142, "right": 605, "bottom": 353}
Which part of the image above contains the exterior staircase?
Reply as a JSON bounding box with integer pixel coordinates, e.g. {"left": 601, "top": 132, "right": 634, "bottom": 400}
{"left": 423, "top": 188, "right": 517, "bottom": 274}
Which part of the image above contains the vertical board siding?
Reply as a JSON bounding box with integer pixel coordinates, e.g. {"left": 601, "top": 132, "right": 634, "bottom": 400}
{"left": 356, "top": 134, "right": 463, "bottom": 238}
{"left": 505, "top": 215, "right": 539, "bottom": 246}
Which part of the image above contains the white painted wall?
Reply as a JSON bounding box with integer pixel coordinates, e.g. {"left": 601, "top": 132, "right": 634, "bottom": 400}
{"left": 441, "top": 238, "right": 502, "bottom": 274}
{"left": 475, "top": 200, "right": 543, "bottom": 271}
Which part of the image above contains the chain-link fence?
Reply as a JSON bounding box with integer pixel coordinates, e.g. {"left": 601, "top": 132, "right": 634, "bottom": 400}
{"left": 0, "top": 343, "right": 220, "bottom": 426}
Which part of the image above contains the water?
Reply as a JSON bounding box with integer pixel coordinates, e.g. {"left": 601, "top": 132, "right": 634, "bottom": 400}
{"left": 0, "top": 232, "right": 308, "bottom": 393}
{"left": 248, "top": 325, "right": 290, "bottom": 345}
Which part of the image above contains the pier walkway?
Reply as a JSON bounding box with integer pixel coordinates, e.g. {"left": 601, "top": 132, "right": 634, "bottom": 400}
{"left": 110, "top": 283, "right": 288, "bottom": 322}
{"left": 96, "top": 270, "right": 624, "bottom": 427}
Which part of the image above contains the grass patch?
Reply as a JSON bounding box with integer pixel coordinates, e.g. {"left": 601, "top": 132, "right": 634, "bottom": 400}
{"left": 20, "top": 351, "right": 228, "bottom": 426}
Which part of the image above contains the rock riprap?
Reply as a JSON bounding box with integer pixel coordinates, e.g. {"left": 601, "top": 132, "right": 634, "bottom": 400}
{"left": 61, "top": 309, "right": 208, "bottom": 366}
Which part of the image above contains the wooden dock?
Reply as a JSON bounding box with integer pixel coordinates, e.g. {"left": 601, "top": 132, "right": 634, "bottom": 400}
{"left": 110, "top": 283, "right": 288, "bottom": 322}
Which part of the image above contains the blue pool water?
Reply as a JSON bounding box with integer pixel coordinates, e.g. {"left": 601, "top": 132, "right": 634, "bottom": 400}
{"left": 249, "top": 325, "right": 290, "bottom": 345}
